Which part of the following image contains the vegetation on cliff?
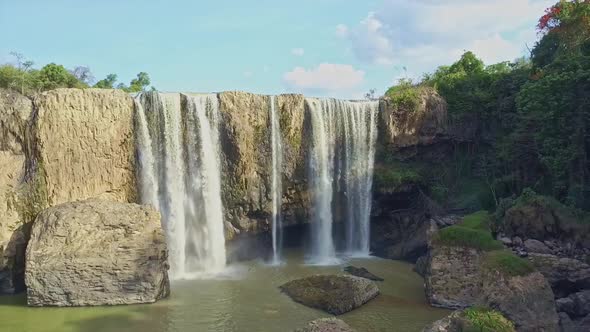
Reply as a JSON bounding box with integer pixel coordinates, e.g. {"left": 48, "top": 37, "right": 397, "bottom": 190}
{"left": 462, "top": 307, "right": 516, "bottom": 332}
{"left": 382, "top": 0, "right": 590, "bottom": 213}
{"left": 434, "top": 211, "right": 503, "bottom": 251}
{"left": 0, "top": 53, "right": 154, "bottom": 96}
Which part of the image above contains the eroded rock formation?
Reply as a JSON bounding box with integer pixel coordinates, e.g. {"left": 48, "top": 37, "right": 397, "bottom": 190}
{"left": 25, "top": 199, "right": 169, "bottom": 306}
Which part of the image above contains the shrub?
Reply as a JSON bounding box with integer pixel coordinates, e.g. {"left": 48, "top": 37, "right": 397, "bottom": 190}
{"left": 462, "top": 307, "right": 515, "bottom": 332}
{"left": 385, "top": 79, "right": 427, "bottom": 111}
{"left": 483, "top": 250, "right": 535, "bottom": 277}
{"left": 460, "top": 211, "right": 493, "bottom": 230}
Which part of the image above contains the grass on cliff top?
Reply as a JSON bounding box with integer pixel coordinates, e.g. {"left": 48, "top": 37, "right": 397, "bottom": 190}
{"left": 433, "top": 211, "right": 503, "bottom": 251}
{"left": 483, "top": 250, "right": 535, "bottom": 277}
{"left": 462, "top": 307, "right": 515, "bottom": 332}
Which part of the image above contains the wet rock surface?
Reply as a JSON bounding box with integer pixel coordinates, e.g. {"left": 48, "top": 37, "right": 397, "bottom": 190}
{"left": 280, "top": 275, "right": 379, "bottom": 315}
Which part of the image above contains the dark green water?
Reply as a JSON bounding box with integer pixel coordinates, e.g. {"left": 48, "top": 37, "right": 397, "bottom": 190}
{"left": 0, "top": 251, "right": 448, "bottom": 332}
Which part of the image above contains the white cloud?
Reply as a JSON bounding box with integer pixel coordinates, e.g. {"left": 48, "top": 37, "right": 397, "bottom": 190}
{"left": 336, "top": 24, "right": 349, "bottom": 38}
{"left": 291, "top": 48, "right": 305, "bottom": 56}
{"left": 346, "top": 12, "right": 395, "bottom": 66}
{"left": 283, "top": 63, "right": 365, "bottom": 94}
{"left": 341, "top": 0, "right": 553, "bottom": 72}
{"left": 243, "top": 71, "right": 253, "bottom": 78}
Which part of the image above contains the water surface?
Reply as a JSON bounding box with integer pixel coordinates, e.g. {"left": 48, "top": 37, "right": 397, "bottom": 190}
{"left": 0, "top": 252, "right": 449, "bottom": 332}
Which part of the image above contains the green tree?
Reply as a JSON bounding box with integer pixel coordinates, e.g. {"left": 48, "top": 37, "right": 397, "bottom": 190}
{"left": 128, "top": 72, "right": 150, "bottom": 92}
{"left": 37, "top": 63, "right": 86, "bottom": 90}
{"left": 94, "top": 74, "right": 118, "bottom": 89}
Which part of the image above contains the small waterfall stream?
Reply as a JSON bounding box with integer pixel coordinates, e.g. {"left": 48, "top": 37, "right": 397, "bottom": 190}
{"left": 306, "top": 98, "right": 379, "bottom": 264}
{"left": 135, "top": 92, "right": 226, "bottom": 279}
{"left": 269, "top": 96, "right": 284, "bottom": 264}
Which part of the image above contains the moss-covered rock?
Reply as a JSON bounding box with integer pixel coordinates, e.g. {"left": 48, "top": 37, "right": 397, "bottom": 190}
{"left": 279, "top": 275, "right": 379, "bottom": 315}
{"left": 498, "top": 189, "right": 590, "bottom": 247}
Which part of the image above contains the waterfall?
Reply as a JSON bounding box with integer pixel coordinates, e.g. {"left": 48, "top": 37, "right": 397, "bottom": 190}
{"left": 306, "top": 98, "right": 379, "bottom": 263}
{"left": 342, "top": 101, "right": 378, "bottom": 256}
{"left": 269, "top": 96, "right": 283, "bottom": 264}
{"left": 135, "top": 92, "right": 226, "bottom": 279}
{"left": 307, "top": 98, "right": 338, "bottom": 264}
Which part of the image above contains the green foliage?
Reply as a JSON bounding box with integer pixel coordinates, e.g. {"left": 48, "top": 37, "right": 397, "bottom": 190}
{"left": 434, "top": 211, "right": 503, "bottom": 250}
{"left": 373, "top": 166, "right": 422, "bottom": 193}
{"left": 37, "top": 63, "right": 86, "bottom": 90}
{"left": 435, "top": 226, "right": 503, "bottom": 251}
{"left": 385, "top": 78, "right": 424, "bottom": 111}
{"left": 461, "top": 211, "right": 493, "bottom": 230}
{"left": 462, "top": 307, "right": 516, "bottom": 332}
{"left": 0, "top": 53, "right": 156, "bottom": 95}
{"left": 483, "top": 250, "right": 535, "bottom": 277}
{"left": 94, "top": 74, "right": 118, "bottom": 89}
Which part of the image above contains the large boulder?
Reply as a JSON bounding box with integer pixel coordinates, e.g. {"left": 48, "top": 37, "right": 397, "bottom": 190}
{"left": 425, "top": 244, "right": 558, "bottom": 331}
{"left": 25, "top": 199, "right": 170, "bottom": 306}
{"left": 529, "top": 253, "right": 590, "bottom": 298}
{"left": 500, "top": 193, "right": 590, "bottom": 248}
{"left": 294, "top": 318, "right": 355, "bottom": 332}
{"left": 279, "top": 275, "right": 379, "bottom": 315}
{"left": 480, "top": 271, "right": 558, "bottom": 332}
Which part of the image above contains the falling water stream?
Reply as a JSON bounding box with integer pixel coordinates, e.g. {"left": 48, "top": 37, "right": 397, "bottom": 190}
{"left": 269, "top": 96, "right": 283, "bottom": 264}
{"left": 135, "top": 92, "right": 226, "bottom": 279}
{"left": 306, "top": 98, "right": 379, "bottom": 264}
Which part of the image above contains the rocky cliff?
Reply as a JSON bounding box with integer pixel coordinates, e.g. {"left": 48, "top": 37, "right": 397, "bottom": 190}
{"left": 0, "top": 88, "right": 32, "bottom": 293}
{"left": 218, "top": 92, "right": 309, "bottom": 239}
{"left": 0, "top": 88, "right": 138, "bottom": 294}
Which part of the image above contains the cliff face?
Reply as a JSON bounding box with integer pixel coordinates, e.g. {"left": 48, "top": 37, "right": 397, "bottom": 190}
{"left": 379, "top": 88, "right": 447, "bottom": 149}
{"left": 218, "top": 92, "right": 309, "bottom": 239}
{"left": 1, "top": 89, "right": 138, "bottom": 293}
{"left": 32, "top": 89, "right": 136, "bottom": 205}
{"left": 0, "top": 89, "right": 32, "bottom": 293}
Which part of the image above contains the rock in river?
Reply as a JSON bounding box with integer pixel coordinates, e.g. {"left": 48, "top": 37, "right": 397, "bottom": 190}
{"left": 343, "top": 266, "right": 384, "bottom": 281}
{"left": 295, "top": 318, "right": 355, "bottom": 332}
{"left": 25, "top": 199, "right": 170, "bottom": 306}
{"left": 280, "top": 275, "right": 379, "bottom": 315}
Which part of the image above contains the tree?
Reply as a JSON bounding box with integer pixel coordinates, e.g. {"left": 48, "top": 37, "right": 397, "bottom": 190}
{"left": 94, "top": 74, "right": 118, "bottom": 89}
{"left": 37, "top": 63, "right": 85, "bottom": 90}
{"left": 128, "top": 72, "right": 150, "bottom": 92}
{"left": 8, "top": 52, "right": 34, "bottom": 94}
{"left": 70, "top": 66, "right": 94, "bottom": 85}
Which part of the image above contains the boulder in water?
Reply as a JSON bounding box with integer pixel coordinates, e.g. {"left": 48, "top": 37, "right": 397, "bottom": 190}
{"left": 25, "top": 199, "right": 170, "bottom": 306}
{"left": 294, "top": 318, "right": 355, "bottom": 332}
{"left": 280, "top": 275, "right": 379, "bottom": 315}
{"left": 343, "top": 266, "right": 384, "bottom": 281}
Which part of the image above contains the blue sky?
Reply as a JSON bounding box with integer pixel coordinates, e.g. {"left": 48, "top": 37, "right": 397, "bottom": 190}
{"left": 0, "top": 0, "right": 553, "bottom": 98}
